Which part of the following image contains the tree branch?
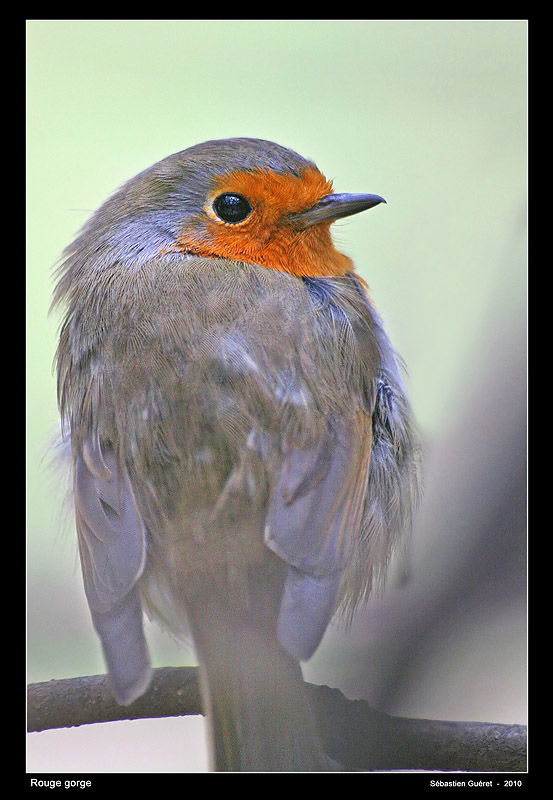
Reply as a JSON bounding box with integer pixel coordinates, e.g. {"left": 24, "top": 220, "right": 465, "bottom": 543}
{"left": 27, "top": 667, "right": 526, "bottom": 772}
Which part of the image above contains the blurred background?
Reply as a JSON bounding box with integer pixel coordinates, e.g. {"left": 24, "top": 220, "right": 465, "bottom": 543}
{"left": 26, "top": 20, "right": 527, "bottom": 772}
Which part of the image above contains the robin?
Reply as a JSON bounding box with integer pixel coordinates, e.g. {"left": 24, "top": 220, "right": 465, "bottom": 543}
{"left": 53, "top": 137, "right": 420, "bottom": 771}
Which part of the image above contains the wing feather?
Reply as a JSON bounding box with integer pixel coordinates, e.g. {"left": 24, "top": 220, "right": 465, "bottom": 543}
{"left": 265, "top": 413, "right": 372, "bottom": 659}
{"left": 74, "top": 436, "right": 151, "bottom": 704}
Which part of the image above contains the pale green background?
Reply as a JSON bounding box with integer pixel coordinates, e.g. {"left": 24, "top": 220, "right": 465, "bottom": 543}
{"left": 27, "top": 20, "right": 527, "bottom": 773}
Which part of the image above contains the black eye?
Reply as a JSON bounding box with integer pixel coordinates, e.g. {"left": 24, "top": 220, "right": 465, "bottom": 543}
{"left": 212, "top": 193, "right": 253, "bottom": 224}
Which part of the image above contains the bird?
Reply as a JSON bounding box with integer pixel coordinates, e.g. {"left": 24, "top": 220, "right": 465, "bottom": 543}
{"left": 52, "top": 137, "right": 420, "bottom": 772}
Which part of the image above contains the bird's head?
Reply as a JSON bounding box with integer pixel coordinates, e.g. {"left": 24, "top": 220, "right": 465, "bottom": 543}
{"left": 59, "top": 138, "right": 385, "bottom": 280}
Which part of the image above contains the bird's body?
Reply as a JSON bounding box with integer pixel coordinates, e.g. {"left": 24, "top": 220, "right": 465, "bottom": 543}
{"left": 53, "top": 138, "right": 419, "bottom": 771}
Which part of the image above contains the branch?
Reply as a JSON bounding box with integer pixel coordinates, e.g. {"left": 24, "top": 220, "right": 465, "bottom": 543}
{"left": 27, "top": 667, "right": 526, "bottom": 772}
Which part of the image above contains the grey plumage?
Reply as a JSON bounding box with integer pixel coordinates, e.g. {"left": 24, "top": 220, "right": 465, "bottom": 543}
{"left": 52, "top": 138, "right": 420, "bottom": 770}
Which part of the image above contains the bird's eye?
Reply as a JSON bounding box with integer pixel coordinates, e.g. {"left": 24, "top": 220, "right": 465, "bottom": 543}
{"left": 212, "top": 193, "right": 253, "bottom": 224}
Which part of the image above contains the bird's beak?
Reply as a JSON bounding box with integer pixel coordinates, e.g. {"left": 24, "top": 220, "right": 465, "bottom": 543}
{"left": 291, "top": 193, "right": 386, "bottom": 230}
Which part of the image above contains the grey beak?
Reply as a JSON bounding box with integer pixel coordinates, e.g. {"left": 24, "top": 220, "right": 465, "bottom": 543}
{"left": 291, "top": 193, "right": 386, "bottom": 230}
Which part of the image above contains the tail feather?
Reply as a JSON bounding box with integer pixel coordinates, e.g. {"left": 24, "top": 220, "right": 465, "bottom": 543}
{"left": 187, "top": 598, "right": 331, "bottom": 771}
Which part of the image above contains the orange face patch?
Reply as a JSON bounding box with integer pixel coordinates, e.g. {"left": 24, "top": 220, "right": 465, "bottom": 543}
{"left": 171, "top": 167, "right": 354, "bottom": 278}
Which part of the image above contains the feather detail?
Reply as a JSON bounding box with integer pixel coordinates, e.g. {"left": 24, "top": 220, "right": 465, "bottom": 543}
{"left": 74, "top": 437, "right": 151, "bottom": 704}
